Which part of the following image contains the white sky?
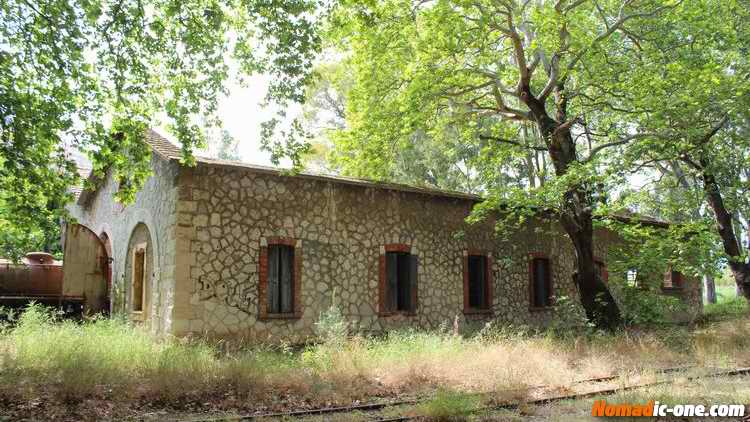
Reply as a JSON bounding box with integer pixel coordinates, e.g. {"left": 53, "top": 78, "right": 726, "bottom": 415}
{"left": 211, "top": 75, "right": 275, "bottom": 165}
{"left": 157, "top": 73, "right": 290, "bottom": 166}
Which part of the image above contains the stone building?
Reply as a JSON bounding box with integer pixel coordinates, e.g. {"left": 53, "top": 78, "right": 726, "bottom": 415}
{"left": 67, "top": 130, "right": 701, "bottom": 340}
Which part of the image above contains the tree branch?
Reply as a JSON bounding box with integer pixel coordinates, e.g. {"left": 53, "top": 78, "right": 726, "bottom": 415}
{"left": 479, "top": 135, "right": 548, "bottom": 151}
{"left": 583, "top": 132, "right": 665, "bottom": 162}
{"left": 566, "top": 0, "right": 682, "bottom": 74}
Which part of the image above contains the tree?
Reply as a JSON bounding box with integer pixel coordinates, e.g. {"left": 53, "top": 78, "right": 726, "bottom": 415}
{"left": 616, "top": 0, "right": 750, "bottom": 301}
{"left": 209, "top": 129, "right": 241, "bottom": 161}
{"left": 1, "top": 0, "right": 322, "bottom": 255}
{"left": 608, "top": 161, "right": 724, "bottom": 304}
{"left": 303, "top": 61, "right": 498, "bottom": 193}
{"left": 325, "top": 0, "right": 686, "bottom": 328}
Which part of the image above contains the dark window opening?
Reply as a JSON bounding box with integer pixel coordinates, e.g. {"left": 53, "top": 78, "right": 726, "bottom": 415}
{"left": 132, "top": 248, "right": 145, "bottom": 312}
{"left": 267, "top": 244, "right": 295, "bottom": 314}
{"left": 664, "top": 268, "right": 684, "bottom": 289}
{"left": 672, "top": 271, "right": 684, "bottom": 288}
{"left": 531, "top": 257, "right": 552, "bottom": 308}
{"left": 468, "top": 255, "right": 490, "bottom": 310}
{"left": 385, "top": 251, "right": 417, "bottom": 313}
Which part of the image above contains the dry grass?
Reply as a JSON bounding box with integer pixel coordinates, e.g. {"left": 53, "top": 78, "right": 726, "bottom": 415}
{"left": 1, "top": 304, "right": 749, "bottom": 420}
{"left": 517, "top": 374, "right": 750, "bottom": 421}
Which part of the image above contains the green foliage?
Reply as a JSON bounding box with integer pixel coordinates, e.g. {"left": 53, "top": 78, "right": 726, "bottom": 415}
{"left": 549, "top": 295, "right": 593, "bottom": 336}
{"left": 417, "top": 388, "right": 482, "bottom": 421}
{"left": 0, "top": 0, "right": 323, "bottom": 255}
{"left": 314, "top": 289, "right": 348, "bottom": 344}
{"left": 705, "top": 296, "right": 749, "bottom": 320}
{"left": 0, "top": 216, "right": 61, "bottom": 262}
{"left": 600, "top": 216, "right": 722, "bottom": 290}
{"left": 5, "top": 304, "right": 750, "bottom": 413}
{"left": 616, "top": 285, "right": 686, "bottom": 326}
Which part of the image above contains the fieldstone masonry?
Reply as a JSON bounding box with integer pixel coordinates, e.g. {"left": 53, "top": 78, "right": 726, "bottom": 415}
{"left": 67, "top": 131, "right": 702, "bottom": 340}
{"left": 69, "top": 151, "right": 179, "bottom": 336}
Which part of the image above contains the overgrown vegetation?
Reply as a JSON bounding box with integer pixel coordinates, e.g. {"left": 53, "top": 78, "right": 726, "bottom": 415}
{"left": 417, "top": 389, "right": 482, "bottom": 421}
{"left": 704, "top": 283, "right": 749, "bottom": 320}
{"left": 1, "top": 304, "right": 750, "bottom": 419}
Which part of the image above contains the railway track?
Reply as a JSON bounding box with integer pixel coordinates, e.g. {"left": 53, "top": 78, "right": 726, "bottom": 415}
{"left": 186, "top": 366, "right": 750, "bottom": 421}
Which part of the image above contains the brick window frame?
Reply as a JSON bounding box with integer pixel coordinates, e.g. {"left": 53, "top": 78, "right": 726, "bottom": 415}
{"left": 662, "top": 266, "right": 685, "bottom": 290}
{"left": 528, "top": 252, "right": 554, "bottom": 311}
{"left": 463, "top": 249, "right": 493, "bottom": 315}
{"left": 378, "top": 243, "right": 418, "bottom": 316}
{"left": 594, "top": 257, "right": 609, "bottom": 283}
{"left": 259, "top": 237, "right": 303, "bottom": 320}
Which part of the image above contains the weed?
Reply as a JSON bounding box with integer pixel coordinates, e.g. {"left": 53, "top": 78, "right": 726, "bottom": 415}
{"left": 417, "top": 388, "right": 482, "bottom": 421}
{"left": 2, "top": 303, "right": 749, "bottom": 417}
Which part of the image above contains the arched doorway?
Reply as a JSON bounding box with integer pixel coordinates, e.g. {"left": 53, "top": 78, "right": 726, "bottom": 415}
{"left": 62, "top": 224, "right": 110, "bottom": 315}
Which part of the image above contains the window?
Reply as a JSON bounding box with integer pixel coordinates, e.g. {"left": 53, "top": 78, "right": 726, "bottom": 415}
{"left": 259, "top": 237, "right": 302, "bottom": 319}
{"left": 379, "top": 245, "right": 418, "bottom": 314}
{"left": 266, "top": 244, "right": 295, "bottom": 314}
{"left": 626, "top": 269, "right": 639, "bottom": 287}
{"left": 464, "top": 254, "right": 492, "bottom": 312}
{"left": 529, "top": 256, "right": 553, "bottom": 308}
{"left": 132, "top": 244, "right": 146, "bottom": 312}
{"left": 663, "top": 267, "right": 684, "bottom": 289}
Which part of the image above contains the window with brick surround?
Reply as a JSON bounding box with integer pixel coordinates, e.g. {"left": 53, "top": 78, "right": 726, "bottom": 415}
{"left": 259, "top": 238, "right": 302, "bottom": 319}
{"left": 464, "top": 253, "right": 492, "bottom": 312}
{"left": 379, "top": 244, "right": 418, "bottom": 314}
{"left": 267, "top": 244, "right": 294, "bottom": 313}
{"left": 663, "top": 267, "right": 684, "bottom": 289}
{"left": 529, "top": 255, "right": 553, "bottom": 308}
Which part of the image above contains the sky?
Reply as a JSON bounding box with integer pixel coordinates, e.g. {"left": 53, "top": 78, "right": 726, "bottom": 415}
{"left": 208, "top": 74, "right": 275, "bottom": 165}
{"left": 158, "top": 74, "right": 302, "bottom": 167}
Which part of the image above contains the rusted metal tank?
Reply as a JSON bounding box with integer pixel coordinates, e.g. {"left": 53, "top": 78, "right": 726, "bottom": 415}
{"left": 0, "top": 252, "right": 72, "bottom": 312}
{"left": 0, "top": 252, "right": 63, "bottom": 297}
{"left": 0, "top": 224, "right": 111, "bottom": 317}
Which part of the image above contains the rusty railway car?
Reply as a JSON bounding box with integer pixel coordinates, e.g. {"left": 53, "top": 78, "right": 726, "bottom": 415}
{"left": 0, "top": 224, "right": 111, "bottom": 316}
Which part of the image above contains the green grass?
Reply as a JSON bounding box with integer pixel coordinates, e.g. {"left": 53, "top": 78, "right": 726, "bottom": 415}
{"left": 2, "top": 304, "right": 750, "bottom": 419}
{"left": 705, "top": 285, "right": 748, "bottom": 320}
{"left": 416, "top": 389, "right": 482, "bottom": 421}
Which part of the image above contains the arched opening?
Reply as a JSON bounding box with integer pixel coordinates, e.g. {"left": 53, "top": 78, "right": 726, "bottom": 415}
{"left": 125, "top": 223, "right": 154, "bottom": 321}
{"left": 61, "top": 224, "right": 109, "bottom": 315}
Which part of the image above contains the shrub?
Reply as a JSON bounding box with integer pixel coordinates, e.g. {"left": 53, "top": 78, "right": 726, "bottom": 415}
{"left": 616, "top": 285, "right": 686, "bottom": 325}
{"left": 548, "top": 295, "right": 592, "bottom": 336}
{"left": 417, "top": 388, "right": 482, "bottom": 421}
{"left": 704, "top": 296, "right": 749, "bottom": 320}
{"left": 314, "top": 289, "right": 348, "bottom": 345}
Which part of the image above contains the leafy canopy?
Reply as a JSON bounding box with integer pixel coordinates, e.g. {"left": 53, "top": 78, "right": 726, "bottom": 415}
{"left": 1, "top": 0, "right": 323, "bottom": 255}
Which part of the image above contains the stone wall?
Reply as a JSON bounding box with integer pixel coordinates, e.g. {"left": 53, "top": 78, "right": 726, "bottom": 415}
{"left": 69, "top": 153, "right": 702, "bottom": 339}
{"left": 67, "top": 155, "right": 180, "bottom": 335}
{"left": 170, "top": 164, "right": 666, "bottom": 341}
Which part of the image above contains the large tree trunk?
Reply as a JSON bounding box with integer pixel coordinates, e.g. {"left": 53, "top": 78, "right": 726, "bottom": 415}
{"left": 522, "top": 88, "right": 622, "bottom": 329}
{"left": 560, "top": 204, "right": 623, "bottom": 328}
{"left": 701, "top": 170, "right": 750, "bottom": 299}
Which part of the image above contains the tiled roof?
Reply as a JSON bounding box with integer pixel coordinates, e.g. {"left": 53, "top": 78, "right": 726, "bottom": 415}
{"left": 70, "top": 161, "right": 92, "bottom": 199}
{"left": 145, "top": 129, "right": 183, "bottom": 160}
